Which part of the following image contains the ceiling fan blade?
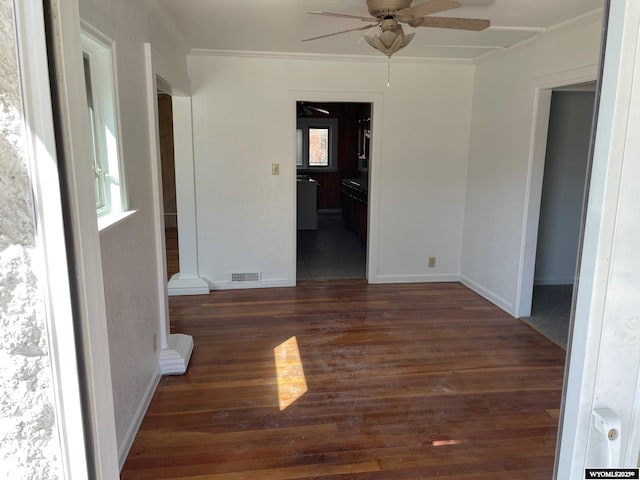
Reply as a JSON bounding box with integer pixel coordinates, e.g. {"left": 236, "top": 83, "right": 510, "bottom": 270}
{"left": 308, "top": 106, "right": 330, "bottom": 115}
{"left": 397, "top": 0, "right": 461, "bottom": 18}
{"left": 302, "top": 24, "right": 377, "bottom": 42}
{"left": 307, "top": 11, "right": 377, "bottom": 22}
{"left": 298, "top": 103, "right": 331, "bottom": 116}
{"left": 411, "top": 16, "right": 490, "bottom": 31}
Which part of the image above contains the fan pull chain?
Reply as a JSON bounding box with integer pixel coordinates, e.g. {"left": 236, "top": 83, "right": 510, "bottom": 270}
{"left": 387, "top": 57, "right": 391, "bottom": 87}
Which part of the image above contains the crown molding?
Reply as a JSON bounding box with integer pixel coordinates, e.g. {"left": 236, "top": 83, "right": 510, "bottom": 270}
{"left": 189, "top": 48, "right": 474, "bottom": 65}
{"left": 475, "top": 8, "right": 604, "bottom": 64}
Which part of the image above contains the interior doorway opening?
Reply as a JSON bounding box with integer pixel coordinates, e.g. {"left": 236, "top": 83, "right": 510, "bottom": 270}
{"left": 156, "top": 82, "right": 179, "bottom": 280}
{"left": 521, "top": 85, "right": 597, "bottom": 348}
{"left": 295, "top": 101, "right": 372, "bottom": 282}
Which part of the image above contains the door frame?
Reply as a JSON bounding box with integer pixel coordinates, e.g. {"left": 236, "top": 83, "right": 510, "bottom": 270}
{"left": 290, "top": 91, "right": 384, "bottom": 284}
{"left": 515, "top": 66, "right": 598, "bottom": 319}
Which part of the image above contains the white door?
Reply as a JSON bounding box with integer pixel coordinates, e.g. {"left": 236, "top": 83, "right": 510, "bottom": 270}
{"left": 556, "top": 1, "right": 640, "bottom": 477}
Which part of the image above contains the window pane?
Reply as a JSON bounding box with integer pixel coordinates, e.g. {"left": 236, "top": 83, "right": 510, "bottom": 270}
{"left": 296, "top": 128, "right": 303, "bottom": 166}
{"left": 308, "top": 128, "right": 329, "bottom": 166}
{"left": 83, "top": 54, "right": 105, "bottom": 210}
{"left": 82, "top": 31, "right": 124, "bottom": 221}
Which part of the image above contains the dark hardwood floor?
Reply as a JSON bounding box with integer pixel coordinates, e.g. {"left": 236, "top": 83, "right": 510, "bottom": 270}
{"left": 165, "top": 227, "right": 179, "bottom": 279}
{"left": 121, "top": 281, "right": 565, "bottom": 479}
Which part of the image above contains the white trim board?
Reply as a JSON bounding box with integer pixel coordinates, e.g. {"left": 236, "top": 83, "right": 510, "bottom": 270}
{"left": 167, "top": 274, "right": 210, "bottom": 296}
{"left": 190, "top": 48, "right": 473, "bottom": 65}
{"left": 160, "top": 333, "right": 194, "bottom": 375}
{"left": 372, "top": 274, "right": 460, "bottom": 284}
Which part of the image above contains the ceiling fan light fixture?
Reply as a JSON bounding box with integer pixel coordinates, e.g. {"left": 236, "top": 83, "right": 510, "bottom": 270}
{"left": 365, "top": 23, "right": 414, "bottom": 58}
{"left": 401, "top": 32, "right": 415, "bottom": 48}
{"left": 379, "top": 30, "right": 399, "bottom": 48}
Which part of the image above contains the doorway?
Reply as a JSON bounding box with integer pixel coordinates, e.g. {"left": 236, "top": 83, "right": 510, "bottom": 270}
{"left": 157, "top": 86, "right": 179, "bottom": 280}
{"left": 295, "top": 101, "right": 371, "bottom": 281}
{"left": 521, "top": 88, "right": 596, "bottom": 348}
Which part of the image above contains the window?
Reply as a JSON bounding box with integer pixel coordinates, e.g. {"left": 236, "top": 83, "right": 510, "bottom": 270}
{"left": 81, "top": 29, "right": 124, "bottom": 220}
{"left": 296, "top": 118, "right": 338, "bottom": 170}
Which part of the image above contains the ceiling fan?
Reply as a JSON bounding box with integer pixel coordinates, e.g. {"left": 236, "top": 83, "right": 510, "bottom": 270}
{"left": 303, "top": 0, "right": 490, "bottom": 58}
{"left": 297, "top": 102, "right": 331, "bottom": 117}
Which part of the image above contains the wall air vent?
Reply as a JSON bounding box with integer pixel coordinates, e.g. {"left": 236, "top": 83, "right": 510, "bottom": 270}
{"left": 231, "top": 272, "right": 261, "bottom": 283}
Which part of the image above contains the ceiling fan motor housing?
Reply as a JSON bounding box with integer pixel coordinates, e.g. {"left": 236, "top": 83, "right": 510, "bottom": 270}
{"left": 367, "top": 0, "right": 412, "bottom": 18}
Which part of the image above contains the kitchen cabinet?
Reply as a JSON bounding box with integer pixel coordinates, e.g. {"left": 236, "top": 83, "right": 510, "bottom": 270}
{"left": 341, "top": 179, "right": 368, "bottom": 244}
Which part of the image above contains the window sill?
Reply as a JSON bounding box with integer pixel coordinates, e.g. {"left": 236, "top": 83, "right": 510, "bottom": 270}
{"left": 98, "top": 209, "right": 137, "bottom": 233}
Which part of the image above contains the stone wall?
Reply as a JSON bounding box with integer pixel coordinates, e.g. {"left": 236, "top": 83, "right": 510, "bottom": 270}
{"left": 0, "top": 0, "right": 62, "bottom": 478}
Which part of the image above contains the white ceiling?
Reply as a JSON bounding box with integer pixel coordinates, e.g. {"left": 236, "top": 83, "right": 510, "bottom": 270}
{"left": 156, "top": 0, "right": 604, "bottom": 59}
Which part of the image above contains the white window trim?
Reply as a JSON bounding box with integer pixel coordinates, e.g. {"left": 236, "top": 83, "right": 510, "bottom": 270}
{"left": 296, "top": 118, "right": 338, "bottom": 171}
{"left": 80, "top": 24, "right": 127, "bottom": 226}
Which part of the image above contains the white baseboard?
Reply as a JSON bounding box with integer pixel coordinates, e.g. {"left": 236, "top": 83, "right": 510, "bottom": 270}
{"left": 160, "top": 333, "right": 194, "bottom": 375}
{"left": 371, "top": 273, "right": 460, "bottom": 284}
{"left": 118, "top": 368, "right": 161, "bottom": 470}
{"left": 167, "top": 273, "right": 210, "bottom": 296}
{"left": 459, "top": 274, "right": 515, "bottom": 316}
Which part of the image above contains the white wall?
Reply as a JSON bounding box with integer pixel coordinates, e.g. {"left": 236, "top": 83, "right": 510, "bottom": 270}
{"left": 535, "top": 91, "right": 594, "bottom": 286}
{"left": 187, "top": 54, "right": 474, "bottom": 287}
{"left": 460, "top": 12, "right": 603, "bottom": 315}
{"left": 78, "top": 0, "right": 188, "bottom": 461}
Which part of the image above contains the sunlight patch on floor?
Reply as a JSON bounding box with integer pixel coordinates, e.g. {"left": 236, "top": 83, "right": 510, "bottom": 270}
{"left": 274, "top": 336, "right": 308, "bottom": 411}
{"left": 432, "top": 439, "right": 468, "bottom": 447}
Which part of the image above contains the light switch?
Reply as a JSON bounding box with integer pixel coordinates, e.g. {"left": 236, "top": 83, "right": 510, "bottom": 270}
{"left": 272, "top": 163, "right": 280, "bottom": 175}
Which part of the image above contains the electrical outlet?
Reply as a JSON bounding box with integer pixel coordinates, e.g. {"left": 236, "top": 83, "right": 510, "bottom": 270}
{"left": 153, "top": 333, "right": 157, "bottom": 353}
{"left": 272, "top": 163, "right": 280, "bottom": 175}
{"left": 428, "top": 257, "right": 437, "bottom": 268}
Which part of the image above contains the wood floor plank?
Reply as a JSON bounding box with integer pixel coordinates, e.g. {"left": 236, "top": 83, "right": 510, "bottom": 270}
{"left": 121, "top": 281, "right": 566, "bottom": 479}
{"left": 165, "top": 227, "right": 179, "bottom": 278}
{"left": 128, "top": 460, "right": 382, "bottom": 480}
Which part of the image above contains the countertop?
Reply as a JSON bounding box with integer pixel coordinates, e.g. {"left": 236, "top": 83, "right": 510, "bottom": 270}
{"left": 342, "top": 178, "right": 368, "bottom": 193}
